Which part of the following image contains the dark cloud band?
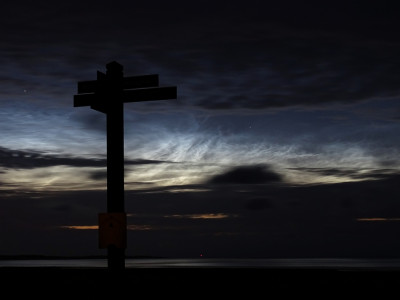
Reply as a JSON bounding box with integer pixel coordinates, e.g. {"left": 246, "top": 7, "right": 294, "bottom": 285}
{"left": 0, "top": 147, "right": 170, "bottom": 169}
{"left": 208, "top": 164, "right": 282, "bottom": 185}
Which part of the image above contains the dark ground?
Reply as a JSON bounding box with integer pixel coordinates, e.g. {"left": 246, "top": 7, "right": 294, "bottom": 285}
{"left": 1, "top": 267, "right": 399, "bottom": 297}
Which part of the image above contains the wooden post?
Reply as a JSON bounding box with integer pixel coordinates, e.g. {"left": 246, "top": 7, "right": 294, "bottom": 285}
{"left": 73, "top": 61, "right": 177, "bottom": 270}
{"left": 104, "top": 62, "right": 125, "bottom": 269}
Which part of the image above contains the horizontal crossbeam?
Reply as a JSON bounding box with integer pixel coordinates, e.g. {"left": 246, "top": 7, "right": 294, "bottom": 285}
{"left": 123, "top": 86, "right": 177, "bottom": 103}
{"left": 77, "top": 74, "right": 159, "bottom": 94}
{"left": 73, "top": 86, "right": 177, "bottom": 107}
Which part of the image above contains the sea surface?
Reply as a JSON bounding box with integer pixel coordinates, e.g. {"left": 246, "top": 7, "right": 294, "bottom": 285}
{"left": 1, "top": 258, "right": 400, "bottom": 270}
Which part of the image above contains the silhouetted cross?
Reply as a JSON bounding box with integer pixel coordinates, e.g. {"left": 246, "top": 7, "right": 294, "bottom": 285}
{"left": 73, "top": 61, "right": 177, "bottom": 270}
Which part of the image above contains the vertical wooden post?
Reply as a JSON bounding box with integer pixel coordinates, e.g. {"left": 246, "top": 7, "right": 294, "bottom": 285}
{"left": 73, "top": 61, "right": 177, "bottom": 271}
{"left": 105, "top": 62, "right": 126, "bottom": 270}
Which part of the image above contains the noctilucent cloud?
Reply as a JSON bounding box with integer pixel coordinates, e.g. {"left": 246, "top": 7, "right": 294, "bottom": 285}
{"left": 1, "top": 1, "right": 400, "bottom": 258}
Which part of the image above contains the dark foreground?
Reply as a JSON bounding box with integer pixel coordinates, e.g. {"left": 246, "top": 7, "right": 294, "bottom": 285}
{"left": 1, "top": 267, "right": 399, "bottom": 297}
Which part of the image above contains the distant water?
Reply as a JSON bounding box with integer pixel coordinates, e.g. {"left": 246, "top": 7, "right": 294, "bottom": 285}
{"left": 1, "top": 258, "right": 400, "bottom": 270}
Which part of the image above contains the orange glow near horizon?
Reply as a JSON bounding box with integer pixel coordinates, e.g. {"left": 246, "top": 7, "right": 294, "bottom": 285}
{"left": 60, "top": 212, "right": 235, "bottom": 232}
{"left": 60, "top": 224, "right": 153, "bottom": 230}
{"left": 127, "top": 224, "right": 152, "bottom": 230}
{"left": 356, "top": 218, "right": 400, "bottom": 222}
{"left": 60, "top": 225, "right": 98, "bottom": 230}
{"left": 165, "top": 213, "right": 232, "bottom": 219}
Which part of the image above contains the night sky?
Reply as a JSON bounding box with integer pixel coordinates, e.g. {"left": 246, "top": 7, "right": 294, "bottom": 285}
{"left": 1, "top": 0, "right": 400, "bottom": 258}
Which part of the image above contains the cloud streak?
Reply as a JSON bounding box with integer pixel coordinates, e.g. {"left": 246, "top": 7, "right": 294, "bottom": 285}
{"left": 0, "top": 146, "right": 105, "bottom": 169}
{"left": 0, "top": 146, "right": 171, "bottom": 170}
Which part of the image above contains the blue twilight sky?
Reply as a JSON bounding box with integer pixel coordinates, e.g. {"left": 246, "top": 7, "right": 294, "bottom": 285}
{"left": 1, "top": 0, "right": 400, "bottom": 258}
